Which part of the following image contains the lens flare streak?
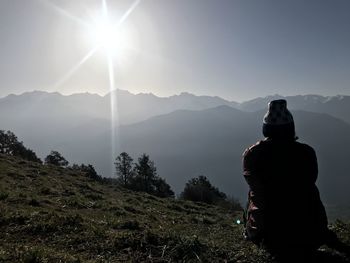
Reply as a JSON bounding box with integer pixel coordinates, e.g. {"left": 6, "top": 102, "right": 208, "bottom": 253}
{"left": 107, "top": 55, "right": 119, "bottom": 173}
{"left": 101, "top": 0, "right": 141, "bottom": 176}
{"left": 50, "top": 47, "right": 98, "bottom": 91}
{"left": 39, "top": 0, "right": 90, "bottom": 28}
{"left": 118, "top": 0, "right": 141, "bottom": 26}
{"left": 41, "top": 0, "right": 142, "bottom": 177}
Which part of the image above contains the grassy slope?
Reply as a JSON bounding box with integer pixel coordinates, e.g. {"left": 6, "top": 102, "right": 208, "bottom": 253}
{"left": 0, "top": 154, "right": 349, "bottom": 263}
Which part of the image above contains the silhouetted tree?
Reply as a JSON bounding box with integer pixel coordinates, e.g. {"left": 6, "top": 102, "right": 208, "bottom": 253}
{"left": 80, "top": 164, "right": 102, "bottom": 181}
{"left": 181, "top": 175, "right": 226, "bottom": 204}
{"left": 0, "top": 130, "right": 41, "bottom": 163}
{"left": 133, "top": 154, "right": 157, "bottom": 193}
{"left": 45, "top": 151, "right": 68, "bottom": 167}
{"left": 153, "top": 177, "right": 175, "bottom": 198}
{"left": 127, "top": 153, "right": 174, "bottom": 198}
{"left": 12, "top": 143, "right": 42, "bottom": 163}
{"left": 115, "top": 152, "right": 134, "bottom": 187}
{"left": 0, "top": 130, "right": 17, "bottom": 154}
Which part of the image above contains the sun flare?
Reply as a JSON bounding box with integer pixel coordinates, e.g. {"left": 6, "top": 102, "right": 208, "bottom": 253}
{"left": 46, "top": 0, "right": 141, "bottom": 176}
{"left": 89, "top": 17, "right": 132, "bottom": 57}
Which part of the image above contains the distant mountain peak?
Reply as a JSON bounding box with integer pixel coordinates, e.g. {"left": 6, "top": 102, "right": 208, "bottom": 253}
{"left": 1, "top": 90, "right": 61, "bottom": 101}
{"left": 177, "top": 92, "right": 196, "bottom": 97}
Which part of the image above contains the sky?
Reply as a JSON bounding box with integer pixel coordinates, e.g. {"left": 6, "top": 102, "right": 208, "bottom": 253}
{"left": 0, "top": 0, "right": 350, "bottom": 101}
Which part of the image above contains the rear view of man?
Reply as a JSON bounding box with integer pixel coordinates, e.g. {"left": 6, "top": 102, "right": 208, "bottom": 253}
{"left": 242, "top": 99, "right": 345, "bottom": 261}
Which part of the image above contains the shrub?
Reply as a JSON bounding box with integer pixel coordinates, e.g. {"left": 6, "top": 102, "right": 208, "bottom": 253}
{"left": 0, "top": 192, "right": 9, "bottom": 201}
{"left": 181, "top": 175, "right": 226, "bottom": 204}
{"left": 44, "top": 151, "right": 68, "bottom": 167}
{"left": 80, "top": 164, "right": 102, "bottom": 181}
{"left": 181, "top": 176, "right": 242, "bottom": 212}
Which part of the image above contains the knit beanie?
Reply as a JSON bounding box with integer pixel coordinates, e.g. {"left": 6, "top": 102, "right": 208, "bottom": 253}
{"left": 262, "top": 99, "right": 295, "bottom": 139}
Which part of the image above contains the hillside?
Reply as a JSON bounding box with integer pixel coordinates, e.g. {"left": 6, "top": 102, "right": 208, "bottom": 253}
{"left": 0, "top": 155, "right": 349, "bottom": 262}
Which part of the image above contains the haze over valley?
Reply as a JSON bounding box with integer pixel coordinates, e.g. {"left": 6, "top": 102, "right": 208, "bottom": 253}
{"left": 2, "top": 90, "right": 350, "bottom": 210}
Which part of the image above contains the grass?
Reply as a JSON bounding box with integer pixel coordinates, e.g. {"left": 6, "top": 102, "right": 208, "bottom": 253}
{"left": 0, "top": 153, "right": 349, "bottom": 262}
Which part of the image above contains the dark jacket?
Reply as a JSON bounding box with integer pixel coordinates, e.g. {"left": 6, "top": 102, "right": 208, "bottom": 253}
{"left": 243, "top": 138, "right": 329, "bottom": 249}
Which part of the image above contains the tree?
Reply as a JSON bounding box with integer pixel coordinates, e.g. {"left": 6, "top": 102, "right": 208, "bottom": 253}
{"left": 115, "top": 152, "right": 134, "bottom": 187}
{"left": 181, "top": 175, "right": 226, "bottom": 204}
{"left": 80, "top": 164, "right": 102, "bottom": 181}
{"left": 153, "top": 177, "right": 175, "bottom": 198}
{"left": 12, "top": 143, "right": 42, "bottom": 163}
{"left": 130, "top": 153, "right": 174, "bottom": 198}
{"left": 0, "top": 130, "right": 17, "bottom": 154}
{"left": 133, "top": 154, "right": 157, "bottom": 193}
{"left": 0, "top": 130, "right": 41, "bottom": 163}
{"left": 45, "top": 151, "right": 69, "bottom": 167}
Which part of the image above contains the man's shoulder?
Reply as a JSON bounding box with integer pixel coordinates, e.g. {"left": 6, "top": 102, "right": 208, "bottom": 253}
{"left": 243, "top": 140, "right": 316, "bottom": 157}
{"left": 294, "top": 141, "right": 316, "bottom": 155}
{"left": 242, "top": 140, "right": 266, "bottom": 157}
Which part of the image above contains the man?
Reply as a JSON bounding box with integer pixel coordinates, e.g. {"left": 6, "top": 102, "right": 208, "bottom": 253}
{"left": 242, "top": 99, "right": 344, "bottom": 261}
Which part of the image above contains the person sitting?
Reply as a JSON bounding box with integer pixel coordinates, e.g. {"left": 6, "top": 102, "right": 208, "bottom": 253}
{"left": 242, "top": 99, "right": 348, "bottom": 262}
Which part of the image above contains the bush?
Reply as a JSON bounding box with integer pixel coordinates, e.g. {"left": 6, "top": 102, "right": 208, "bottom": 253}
{"left": 181, "top": 175, "right": 226, "bottom": 204}
{"left": 44, "top": 151, "right": 68, "bottom": 167}
{"left": 181, "top": 176, "right": 242, "bottom": 211}
{"left": 216, "top": 196, "right": 243, "bottom": 212}
{"left": 0, "top": 192, "right": 9, "bottom": 201}
{"left": 153, "top": 177, "right": 174, "bottom": 198}
{"left": 80, "top": 164, "right": 102, "bottom": 181}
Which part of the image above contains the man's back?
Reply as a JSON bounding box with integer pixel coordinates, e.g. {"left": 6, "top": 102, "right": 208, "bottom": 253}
{"left": 242, "top": 99, "right": 350, "bottom": 261}
{"left": 243, "top": 139, "right": 328, "bottom": 248}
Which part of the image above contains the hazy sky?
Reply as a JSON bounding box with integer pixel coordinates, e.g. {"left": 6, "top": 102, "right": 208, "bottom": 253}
{"left": 1, "top": 0, "right": 350, "bottom": 101}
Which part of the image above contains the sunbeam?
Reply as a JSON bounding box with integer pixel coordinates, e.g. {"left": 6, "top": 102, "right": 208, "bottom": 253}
{"left": 99, "top": 0, "right": 141, "bottom": 176}
{"left": 38, "top": 0, "right": 90, "bottom": 28}
{"left": 102, "top": 0, "right": 108, "bottom": 16}
{"left": 107, "top": 55, "right": 119, "bottom": 176}
{"left": 50, "top": 47, "right": 98, "bottom": 91}
{"left": 118, "top": 0, "right": 141, "bottom": 26}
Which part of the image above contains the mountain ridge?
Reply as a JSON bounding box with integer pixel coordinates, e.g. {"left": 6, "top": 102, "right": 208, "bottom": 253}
{"left": 3, "top": 89, "right": 350, "bottom": 122}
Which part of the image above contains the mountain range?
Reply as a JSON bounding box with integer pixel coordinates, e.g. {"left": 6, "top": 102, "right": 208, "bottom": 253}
{"left": 1, "top": 90, "right": 350, "bottom": 206}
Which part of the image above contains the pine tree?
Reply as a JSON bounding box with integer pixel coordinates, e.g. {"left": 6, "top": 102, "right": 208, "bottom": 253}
{"left": 133, "top": 154, "right": 157, "bottom": 193}
{"left": 132, "top": 154, "right": 174, "bottom": 198}
{"left": 115, "top": 152, "right": 134, "bottom": 187}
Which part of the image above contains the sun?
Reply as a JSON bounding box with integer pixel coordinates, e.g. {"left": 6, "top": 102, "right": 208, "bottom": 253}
{"left": 92, "top": 18, "right": 119, "bottom": 54}
{"left": 88, "top": 16, "right": 132, "bottom": 57}
{"left": 74, "top": 0, "right": 141, "bottom": 64}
